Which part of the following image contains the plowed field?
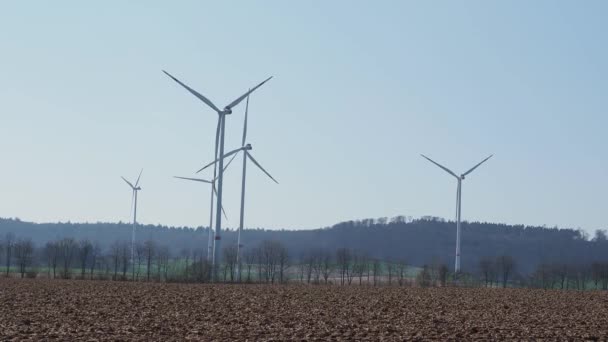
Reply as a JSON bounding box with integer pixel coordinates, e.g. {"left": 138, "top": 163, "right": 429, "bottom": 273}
{"left": 1, "top": 279, "right": 607, "bottom": 340}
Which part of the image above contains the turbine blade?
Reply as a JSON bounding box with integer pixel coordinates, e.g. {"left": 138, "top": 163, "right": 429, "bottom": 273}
{"left": 135, "top": 169, "right": 143, "bottom": 187}
{"left": 246, "top": 152, "right": 278, "bottom": 184}
{"left": 162, "top": 70, "right": 221, "bottom": 113}
{"left": 462, "top": 154, "right": 493, "bottom": 177}
{"left": 121, "top": 177, "right": 135, "bottom": 189}
{"left": 211, "top": 184, "right": 227, "bottom": 219}
{"left": 242, "top": 93, "right": 249, "bottom": 146}
{"left": 196, "top": 147, "right": 244, "bottom": 174}
{"left": 214, "top": 116, "right": 221, "bottom": 159}
{"left": 130, "top": 190, "right": 135, "bottom": 218}
{"left": 420, "top": 154, "right": 458, "bottom": 179}
{"left": 222, "top": 150, "right": 239, "bottom": 174}
{"left": 225, "top": 76, "right": 272, "bottom": 110}
{"left": 173, "top": 176, "right": 213, "bottom": 184}
{"left": 212, "top": 115, "right": 222, "bottom": 180}
{"left": 221, "top": 204, "right": 228, "bottom": 220}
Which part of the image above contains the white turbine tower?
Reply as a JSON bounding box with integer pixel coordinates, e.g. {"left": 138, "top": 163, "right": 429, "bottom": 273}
{"left": 121, "top": 169, "right": 142, "bottom": 280}
{"left": 421, "top": 154, "right": 493, "bottom": 274}
{"left": 163, "top": 70, "right": 272, "bottom": 280}
{"left": 197, "top": 95, "right": 278, "bottom": 281}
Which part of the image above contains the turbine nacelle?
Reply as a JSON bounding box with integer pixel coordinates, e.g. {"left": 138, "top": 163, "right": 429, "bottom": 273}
{"left": 420, "top": 154, "right": 493, "bottom": 181}
{"left": 121, "top": 170, "right": 143, "bottom": 191}
{"left": 244, "top": 143, "right": 252, "bottom": 151}
{"left": 163, "top": 70, "right": 271, "bottom": 118}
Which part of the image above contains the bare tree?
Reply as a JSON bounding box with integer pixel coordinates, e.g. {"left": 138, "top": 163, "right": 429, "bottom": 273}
{"left": 99, "top": 255, "right": 112, "bottom": 280}
{"left": 387, "top": 261, "right": 396, "bottom": 286}
{"left": 257, "top": 240, "right": 287, "bottom": 284}
{"left": 243, "top": 248, "right": 255, "bottom": 283}
{"left": 478, "top": 257, "right": 496, "bottom": 287}
{"left": 428, "top": 258, "right": 445, "bottom": 286}
{"left": 4, "top": 233, "right": 15, "bottom": 277}
{"left": 180, "top": 248, "right": 191, "bottom": 281}
{"left": 14, "top": 238, "right": 34, "bottom": 278}
{"left": 278, "top": 244, "right": 289, "bottom": 283}
{"left": 119, "top": 242, "right": 130, "bottom": 280}
{"left": 297, "top": 252, "right": 307, "bottom": 283}
{"left": 437, "top": 263, "right": 449, "bottom": 286}
{"left": 134, "top": 242, "right": 145, "bottom": 281}
{"left": 189, "top": 248, "right": 203, "bottom": 280}
{"left": 353, "top": 252, "right": 368, "bottom": 285}
{"left": 321, "top": 250, "right": 332, "bottom": 284}
{"left": 591, "top": 262, "right": 602, "bottom": 289}
{"left": 110, "top": 241, "right": 122, "bottom": 280}
{"left": 78, "top": 239, "right": 93, "bottom": 279}
{"left": 533, "top": 263, "right": 555, "bottom": 289}
{"left": 254, "top": 246, "right": 263, "bottom": 283}
{"left": 297, "top": 251, "right": 315, "bottom": 284}
{"left": 311, "top": 251, "right": 323, "bottom": 284}
{"left": 397, "top": 260, "right": 408, "bottom": 286}
{"left": 372, "top": 259, "right": 382, "bottom": 286}
{"left": 191, "top": 248, "right": 211, "bottom": 283}
{"left": 223, "top": 244, "right": 238, "bottom": 282}
{"left": 58, "top": 238, "right": 78, "bottom": 279}
{"left": 89, "top": 242, "right": 101, "bottom": 279}
{"left": 573, "top": 264, "right": 590, "bottom": 291}
{"left": 416, "top": 265, "right": 431, "bottom": 287}
{"left": 496, "top": 255, "right": 516, "bottom": 288}
{"left": 143, "top": 239, "right": 156, "bottom": 282}
{"left": 336, "top": 248, "right": 352, "bottom": 286}
{"left": 591, "top": 262, "right": 608, "bottom": 290}
{"left": 44, "top": 241, "right": 60, "bottom": 278}
{"left": 260, "top": 240, "right": 278, "bottom": 283}
{"left": 602, "top": 263, "right": 608, "bottom": 290}
{"left": 556, "top": 263, "right": 569, "bottom": 289}
{"left": 156, "top": 246, "right": 171, "bottom": 282}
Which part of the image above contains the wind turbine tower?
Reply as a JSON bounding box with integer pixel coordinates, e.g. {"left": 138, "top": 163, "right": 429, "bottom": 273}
{"left": 421, "top": 154, "right": 492, "bottom": 273}
{"left": 197, "top": 94, "right": 278, "bottom": 281}
{"left": 121, "top": 169, "right": 142, "bottom": 280}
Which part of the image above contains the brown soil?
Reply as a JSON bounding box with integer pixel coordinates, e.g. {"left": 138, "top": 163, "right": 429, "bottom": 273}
{"left": 0, "top": 278, "right": 607, "bottom": 341}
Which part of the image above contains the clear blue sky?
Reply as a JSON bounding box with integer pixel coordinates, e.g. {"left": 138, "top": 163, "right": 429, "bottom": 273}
{"left": 0, "top": 1, "right": 606, "bottom": 234}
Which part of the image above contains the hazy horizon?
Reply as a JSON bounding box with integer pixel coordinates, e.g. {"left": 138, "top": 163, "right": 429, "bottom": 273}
{"left": 1, "top": 1, "right": 606, "bottom": 234}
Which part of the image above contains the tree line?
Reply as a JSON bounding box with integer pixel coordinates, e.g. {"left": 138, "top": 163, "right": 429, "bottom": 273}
{"left": 2, "top": 231, "right": 608, "bottom": 290}
{"left": 1, "top": 216, "right": 606, "bottom": 276}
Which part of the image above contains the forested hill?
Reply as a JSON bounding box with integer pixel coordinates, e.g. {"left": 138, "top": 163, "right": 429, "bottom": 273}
{"left": 0, "top": 217, "right": 606, "bottom": 273}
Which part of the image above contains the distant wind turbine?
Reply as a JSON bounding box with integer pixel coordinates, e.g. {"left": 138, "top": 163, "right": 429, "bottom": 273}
{"left": 163, "top": 70, "right": 272, "bottom": 280}
{"left": 421, "top": 154, "right": 493, "bottom": 274}
{"left": 197, "top": 95, "right": 278, "bottom": 281}
{"left": 172, "top": 155, "right": 237, "bottom": 261}
{"left": 121, "top": 169, "right": 142, "bottom": 280}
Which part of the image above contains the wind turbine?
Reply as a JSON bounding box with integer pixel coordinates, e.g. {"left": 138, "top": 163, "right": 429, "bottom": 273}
{"left": 163, "top": 70, "right": 272, "bottom": 280}
{"left": 421, "top": 154, "right": 493, "bottom": 274}
{"left": 197, "top": 95, "right": 278, "bottom": 282}
{"left": 121, "top": 169, "right": 142, "bottom": 280}
{"left": 173, "top": 155, "right": 237, "bottom": 261}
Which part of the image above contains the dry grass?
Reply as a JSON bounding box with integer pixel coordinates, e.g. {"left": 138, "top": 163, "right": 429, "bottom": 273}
{"left": 1, "top": 278, "right": 607, "bottom": 340}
